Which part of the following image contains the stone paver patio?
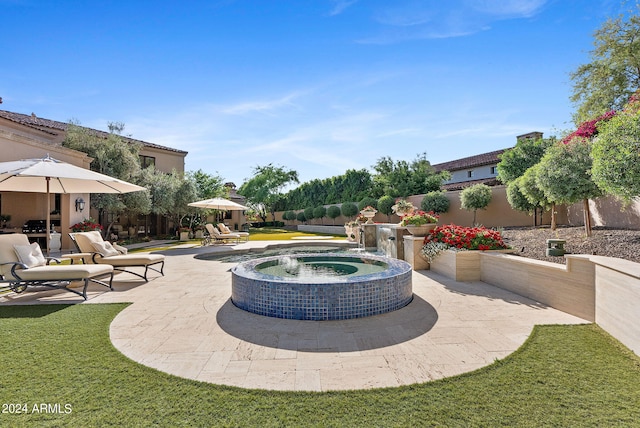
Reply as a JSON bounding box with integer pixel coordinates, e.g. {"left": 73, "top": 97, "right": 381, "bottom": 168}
{"left": 0, "top": 240, "right": 587, "bottom": 391}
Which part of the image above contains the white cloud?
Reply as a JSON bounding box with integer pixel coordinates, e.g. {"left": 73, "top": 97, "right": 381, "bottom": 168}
{"left": 356, "top": 0, "right": 548, "bottom": 44}
{"left": 328, "top": 0, "right": 359, "bottom": 16}
{"left": 220, "top": 91, "right": 306, "bottom": 115}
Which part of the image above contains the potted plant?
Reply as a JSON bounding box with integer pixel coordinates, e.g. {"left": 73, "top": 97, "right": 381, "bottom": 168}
{"left": 392, "top": 199, "right": 415, "bottom": 217}
{"left": 359, "top": 206, "right": 377, "bottom": 224}
{"left": 178, "top": 227, "right": 191, "bottom": 241}
{"left": 193, "top": 225, "right": 205, "bottom": 239}
{"left": 400, "top": 210, "right": 438, "bottom": 236}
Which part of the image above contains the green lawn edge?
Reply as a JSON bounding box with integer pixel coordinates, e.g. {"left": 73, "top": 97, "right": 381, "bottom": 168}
{"left": 1, "top": 304, "right": 639, "bottom": 427}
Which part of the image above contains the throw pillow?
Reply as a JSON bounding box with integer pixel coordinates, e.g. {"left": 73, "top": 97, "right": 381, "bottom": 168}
{"left": 14, "top": 243, "right": 47, "bottom": 268}
{"left": 92, "top": 241, "right": 120, "bottom": 257}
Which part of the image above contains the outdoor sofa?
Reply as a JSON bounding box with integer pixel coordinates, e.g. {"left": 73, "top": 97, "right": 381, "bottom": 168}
{"left": 0, "top": 233, "right": 113, "bottom": 300}
{"left": 69, "top": 231, "right": 165, "bottom": 282}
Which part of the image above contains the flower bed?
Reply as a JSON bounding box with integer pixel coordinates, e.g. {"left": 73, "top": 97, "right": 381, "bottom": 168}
{"left": 421, "top": 224, "right": 509, "bottom": 261}
{"left": 419, "top": 224, "right": 511, "bottom": 281}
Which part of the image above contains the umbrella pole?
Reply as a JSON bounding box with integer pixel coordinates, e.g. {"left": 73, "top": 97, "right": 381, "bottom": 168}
{"left": 46, "top": 177, "right": 51, "bottom": 257}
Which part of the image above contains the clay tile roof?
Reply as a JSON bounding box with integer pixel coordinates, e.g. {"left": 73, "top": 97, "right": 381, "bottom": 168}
{"left": 441, "top": 177, "right": 501, "bottom": 191}
{"left": 0, "top": 109, "right": 187, "bottom": 155}
{"left": 432, "top": 148, "right": 507, "bottom": 173}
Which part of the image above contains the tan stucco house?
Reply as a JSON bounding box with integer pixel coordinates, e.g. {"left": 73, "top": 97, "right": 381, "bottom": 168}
{"left": 0, "top": 110, "right": 188, "bottom": 250}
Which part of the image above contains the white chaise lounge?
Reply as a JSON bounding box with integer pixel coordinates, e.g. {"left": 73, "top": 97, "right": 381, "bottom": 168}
{"left": 0, "top": 234, "right": 113, "bottom": 300}
{"left": 70, "top": 231, "right": 165, "bottom": 282}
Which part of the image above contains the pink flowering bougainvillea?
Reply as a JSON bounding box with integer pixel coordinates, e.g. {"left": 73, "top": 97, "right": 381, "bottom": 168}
{"left": 562, "top": 110, "right": 617, "bottom": 144}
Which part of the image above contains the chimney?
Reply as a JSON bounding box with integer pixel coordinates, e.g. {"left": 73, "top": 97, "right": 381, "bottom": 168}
{"left": 516, "top": 131, "right": 543, "bottom": 141}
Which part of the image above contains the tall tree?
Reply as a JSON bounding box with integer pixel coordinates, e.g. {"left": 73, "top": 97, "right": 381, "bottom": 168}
{"left": 460, "top": 184, "right": 492, "bottom": 226}
{"left": 535, "top": 140, "right": 602, "bottom": 236}
{"left": 63, "top": 121, "right": 148, "bottom": 235}
{"left": 372, "top": 153, "right": 447, "bottom": 197}
{"left": 188, "top": 169, "right": 226, "bottom": 200}
{"left": 569, "top": 9, "right": 640, "bottom": 125}
{"left": 591, "top": 91, "right": 640, "bottom": 204}
{"left": 497, "top": 136, "right": 554, "bottom": 185}
{"left": 238, "top": 164, "right": 299, "bottom": 222}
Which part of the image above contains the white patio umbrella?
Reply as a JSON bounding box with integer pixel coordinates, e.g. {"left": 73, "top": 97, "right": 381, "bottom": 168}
{"left": 0, "top": 155, "right": 146, "bottom": 255}
{"left": 188, "top": 197, "right": 248, "bottom": 211}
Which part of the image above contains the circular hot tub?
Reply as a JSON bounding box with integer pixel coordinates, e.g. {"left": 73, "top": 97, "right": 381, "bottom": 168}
{"left": 231, "top": 253, "right": 413, "bottom": 320}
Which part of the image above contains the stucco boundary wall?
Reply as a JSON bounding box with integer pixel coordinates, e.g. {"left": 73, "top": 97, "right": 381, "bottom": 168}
{"left": 478, "top": 252, "right": 640, "bottom": 355}
{"left": 277, "top": 187, "right": 640, "bottom": 230}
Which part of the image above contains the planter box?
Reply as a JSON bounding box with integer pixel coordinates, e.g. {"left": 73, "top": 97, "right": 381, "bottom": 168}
{"left": 429, "top": 249, "right": 513, "bottom": 281}
{"left": 179, "top": 231, "right": 190, "bottom": 241}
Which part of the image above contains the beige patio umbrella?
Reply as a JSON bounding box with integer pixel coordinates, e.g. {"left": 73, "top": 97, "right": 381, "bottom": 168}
{"left": 188, "top": 197, "right": 248, "bottom": 210}
{"left": 0, "top": 155, "right": 146, "bottom": 255}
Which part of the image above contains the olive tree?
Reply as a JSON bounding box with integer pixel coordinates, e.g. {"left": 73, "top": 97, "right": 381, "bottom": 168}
{"left": 591, "top": 96, "right": 640, "bottom": 204}
{"left": 421, "top": 191, "right": 450, "bottom": 214}
{"left": 341, "top": 202, "right": 359, "bottom": 219}
{"left": 536, "top": 140, "right": 602, "bottom": 236}
{"left": 377, "top": 195, "right": 395, "bottom": 222}
{"left": 327, "top": 205, "right": 342, "bottom": 225}
{"left": 358, "top": 197, "right": 378, "bottom": 211}
{"left": 313, "top": 206, "right": 327, "bottom": 224}
{"left": 460, "top": 184, "right": 492, "bottom": 226}
{"left": 282, "top": 210, "right": 296, "bottom": 225}
{"left": 304, "top": 207, "right": 315, "bottom": 224}
{"left": 239, "top": 164, "right": 299, "bottom": 222}
{"left": 570, "top": 9, "right": 640, "bottom": 125}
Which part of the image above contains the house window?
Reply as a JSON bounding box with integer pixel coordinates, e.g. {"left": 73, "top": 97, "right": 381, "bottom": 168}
{"left": 490, "top": 166, "right": 497, "bottom": 175}
{"left": 140, "top": 155, "right": 156, "bottom": 169}
{"left": 467, "top": 170, "right": 474, "bottom": 178}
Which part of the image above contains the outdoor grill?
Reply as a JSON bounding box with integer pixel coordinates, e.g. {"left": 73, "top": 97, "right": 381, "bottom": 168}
{"left": 22, "top": 219, "right": 48, "bottom": 234}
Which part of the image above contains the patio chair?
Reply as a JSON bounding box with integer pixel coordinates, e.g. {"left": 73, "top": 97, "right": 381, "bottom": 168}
{"left": 0, "top": 234, "right": 113, "bottom": 300}
{"left": 70, "top": 231, "right": 165, "bottom": 282}
{"left": 217, "top": 223, "right": 249, "bottom": 242}
{"left": 204, "top": 223, "right": 241, "bottom": 245}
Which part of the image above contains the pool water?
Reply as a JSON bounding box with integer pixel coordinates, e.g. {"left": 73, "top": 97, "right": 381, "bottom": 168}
{"left": 255, "top": 255, "right": 387, "bottom": 280}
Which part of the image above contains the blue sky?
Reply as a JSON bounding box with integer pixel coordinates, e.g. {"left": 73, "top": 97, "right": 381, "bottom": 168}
{"left": 0, "top": 0, "right": 625, "bottom": 187}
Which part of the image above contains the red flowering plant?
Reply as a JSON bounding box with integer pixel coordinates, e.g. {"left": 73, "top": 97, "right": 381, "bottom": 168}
{"left": 421, "top": 224, "right": 510, "bottom": 262}
{"left": 70, "top": 217, "right": 103, "bottom": 232}
{"left": 400, "top": 210, "right": 438, "bottom": 226}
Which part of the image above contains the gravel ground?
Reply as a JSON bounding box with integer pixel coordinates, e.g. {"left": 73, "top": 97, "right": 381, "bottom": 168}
{"left": 500, "top": 226, "right": 640, "bottom": 264}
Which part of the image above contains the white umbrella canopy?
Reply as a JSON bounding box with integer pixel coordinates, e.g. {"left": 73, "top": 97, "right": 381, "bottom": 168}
{"left": 0, "top": 155, "right": 146, "bottom": 254}
{"left": 188, "top": 197, "right": 248, "bottom": 211}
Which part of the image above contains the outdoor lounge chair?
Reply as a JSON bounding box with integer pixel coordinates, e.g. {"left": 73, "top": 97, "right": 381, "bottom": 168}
{"left": 70, "top": 231, "right": 165, "bottom": 282}
{"left": 0, "top": 234, "right": 113, "bottom": 300}
{"left": 203, "top": 223, "right": 241, "bottom": 245}
{"left": 217, "top": 223, "right": 249, "bottom": 242}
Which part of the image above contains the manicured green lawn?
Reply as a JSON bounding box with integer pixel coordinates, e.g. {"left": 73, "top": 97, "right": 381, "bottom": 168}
{"left": 1, "top": 304, "right": 639, "bottom": 426}
{"left": 248, "top": 227, "right": 344, "bottom": 241}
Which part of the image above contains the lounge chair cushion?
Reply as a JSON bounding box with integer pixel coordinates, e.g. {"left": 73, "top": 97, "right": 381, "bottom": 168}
{"left": 17, "top": 264, "right": 113, "bottom": 281}
{"left": 13, "top": 242, "right": 46, "bottom": 268}
{"left": 217, "top": 223, "right": 232, "bottom": 234}
{"left": 73, "top": 231, "right": 164, "bottom": 267}
{"left": 92, "top": 241, "right": 120, "bottom": 257}
{"left": 91, "top": 253, "right": 165, "bottom": 267}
